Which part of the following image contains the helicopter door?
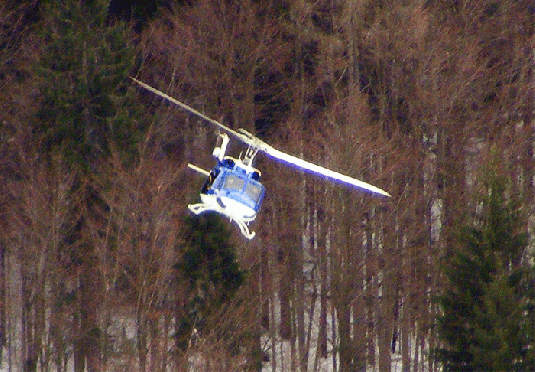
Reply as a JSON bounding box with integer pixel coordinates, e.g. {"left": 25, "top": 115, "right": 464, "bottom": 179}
{"left": 201, "top": 168, "right": 220, "bottom": 194}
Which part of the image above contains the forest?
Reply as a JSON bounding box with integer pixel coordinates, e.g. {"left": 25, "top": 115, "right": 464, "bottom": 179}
{"left": 1, "top": 0, "right": 535, "bottom": 371}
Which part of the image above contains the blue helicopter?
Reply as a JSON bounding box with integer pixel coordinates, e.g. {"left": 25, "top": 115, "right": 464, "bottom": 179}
{"left": 132, "top": 78, "right": 390, "bottom": 239}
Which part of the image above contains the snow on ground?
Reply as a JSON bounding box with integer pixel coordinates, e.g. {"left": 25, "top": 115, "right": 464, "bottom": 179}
{"left": 260, "top": 336, "right": 409, "bottom": 372}
{"left": 259, "top": 287, "right": 423, "bottom": 372}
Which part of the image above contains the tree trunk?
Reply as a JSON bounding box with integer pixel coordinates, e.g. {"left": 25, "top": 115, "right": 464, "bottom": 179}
{"left": 337, "top": 301, "right": 353, "bottom": 372}
{"left": 318, "top": 199, "right": 329, "bottom": 359}
{"left": 261, "top": 245, "right": 270, "bottom": 330}
{"left": 0, "top": 243, "right": 6, "bottom": 363}
{"left": 364, "top": 211, "right": 376, "bottom": 368}
{"left": 22, "top": 263, "right": 37, "bottom": 372}
{"left": 377, "top": 215, "right": 395, "bottom": 372}
{"left": 75, "top": 255, "right": 101, "bottom": 372}
{"left": 279, "top": 246, "right": 293, "bottom": 340}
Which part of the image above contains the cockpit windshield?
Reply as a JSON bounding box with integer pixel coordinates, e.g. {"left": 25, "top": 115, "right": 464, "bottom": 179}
{"left": 245, "top": 181, "right": 264, "bottom": 204}
{"left": 216, "top": 171, "right": 265, "bottom": 211}
{"left": 223, "top": 173, "right": 246, "bottom": 191}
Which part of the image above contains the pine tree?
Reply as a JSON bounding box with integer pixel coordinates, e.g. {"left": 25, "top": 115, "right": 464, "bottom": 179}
{"left": 434, "top": 170, "right": 533, "bottom": 371}
{"left": 32, "top": 1, "right": 141, "bottom": 371}
{"left": 174, "top": 213, "right": 246, "bottom": 352}
{"left": 35, "top": 0, "right": 139, "bottom": 168}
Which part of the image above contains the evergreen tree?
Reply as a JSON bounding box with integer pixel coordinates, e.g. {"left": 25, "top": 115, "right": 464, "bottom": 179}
{"left": 32, "top": 1, "right": 141, "bottom": 371}
{"left": 174, "top": 213, "right": 246, "bottom": 352}
{"left": 434, "top": 170, "right": 533, "bottom": 371}
{"left": 35, "top": 0, "right": 139, "bottom": 168}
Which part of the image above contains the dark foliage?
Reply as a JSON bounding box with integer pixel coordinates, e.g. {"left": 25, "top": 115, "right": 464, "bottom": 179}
{"left": 434, "top": 172, "right": 534, "bottom": 371}
{"left": 174, "top": 213, "right": 246, "bottom": 351}
{"left": 34, "top": 0, "right": 140, "bottom": 170}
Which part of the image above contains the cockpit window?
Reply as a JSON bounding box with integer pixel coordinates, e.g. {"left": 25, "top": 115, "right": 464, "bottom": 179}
{"left": 223, "top": 173, "right": 245, "bottom": 191}
{"left": 245, "top": 181, "right": 264, "bottom": 204}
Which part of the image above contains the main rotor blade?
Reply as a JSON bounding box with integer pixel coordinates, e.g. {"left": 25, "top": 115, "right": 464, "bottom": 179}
{"left": 131, "top": 78, "right": 390, "bottom": 197}
{"left": 131, "top": 77, "right": 241, "bottom": 137}
{"left": 257, "top": 141, "right": 390, "bottom": 197}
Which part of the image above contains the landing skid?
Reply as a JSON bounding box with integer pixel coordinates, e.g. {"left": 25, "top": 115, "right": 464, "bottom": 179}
{"left": 188, "top": 203, "right": 256, "bottom": 240}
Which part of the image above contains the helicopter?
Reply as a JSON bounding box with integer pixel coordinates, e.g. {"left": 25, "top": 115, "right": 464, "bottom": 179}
{"left": 131, "top": 78, "right": 390, "bottom": 239}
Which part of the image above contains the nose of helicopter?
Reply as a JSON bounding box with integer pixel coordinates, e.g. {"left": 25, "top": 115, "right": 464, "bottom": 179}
{"left": 200, "top": 193, "right": 257, "bottom": 221}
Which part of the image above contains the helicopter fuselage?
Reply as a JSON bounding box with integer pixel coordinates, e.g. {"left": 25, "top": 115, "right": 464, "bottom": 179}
{"left": 203, "top": 159, "right": 264, "bottom": 215}
{"left": 188, "top": 156, "right": 265, "bottom": 239}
